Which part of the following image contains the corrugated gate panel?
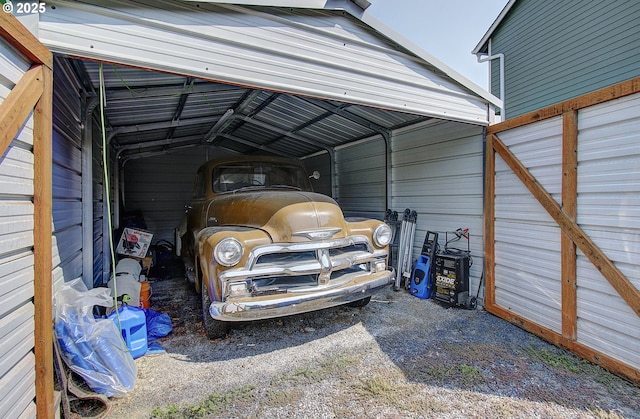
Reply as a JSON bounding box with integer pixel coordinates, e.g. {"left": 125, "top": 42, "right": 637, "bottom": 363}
{"left": 0, "top": 351, "right": 36, "bottom": 418}
{"left": 493, "top": 118, "right": 563, "bottom": 334}
{"left": 575, "top": 94, "right": 640, "bottom": 370}
{"left": 0, "top": 37, "right": 37, "bottom": 418}
{"left": 0, "top": 304, "right": 34, "bottom": 381}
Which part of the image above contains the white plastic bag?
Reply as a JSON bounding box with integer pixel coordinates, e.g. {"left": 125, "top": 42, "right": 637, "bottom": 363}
{"left": 54, "top": 278, "right": 137, "bottom": 398}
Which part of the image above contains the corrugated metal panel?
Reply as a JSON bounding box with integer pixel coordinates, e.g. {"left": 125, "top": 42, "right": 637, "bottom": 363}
{"left": 123, "top": 147, "right": 237, "bottom": 242}
{"left": 391, "top": 120, "right": 485, "bottom": 300}
{"left": 92, "top": 119, "right": 106, "bottom": 287}
{"left": 52, "top": 58, "right": 84, "bottom": 291}
{"left": 335, "top": 136, "right": 386, "bottom": 219}
{"left": 73, "top": 57, "right": 437, "bottom": 161}
{"left": 0, "top": 351, "right": 36, "bottom": 419}
{"left": 493, "top": 118, "right": 563, "bottom": 332}
{"left": 301, "top": 153, "right": 332, "bottom": 197}
{"left": 574, "top": 94, "right": 640, "bottom": 370}
{"left": 300, "top": 114, "right": 375, "bottom": 147}
{"left": 491, "top": 0, "right": 640, "bottom": 118}
{"left": 0, "top": 37, "right": 37, "bottom": 419}
{"left": 51, "top": 56, "right": 105, "bottom": 289}
{"left": 39, "top": 0, "right": 491, "bottom": 125}
{"left": 0, "top": 42, "right": 30, "bottom": 88}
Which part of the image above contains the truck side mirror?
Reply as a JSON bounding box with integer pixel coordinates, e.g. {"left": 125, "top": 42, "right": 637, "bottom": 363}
{"left": 309, "top": 171, "right": 320, "bottom": 180}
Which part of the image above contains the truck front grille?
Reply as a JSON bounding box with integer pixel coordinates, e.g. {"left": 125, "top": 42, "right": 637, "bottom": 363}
{"left": 219, "top": 237, "right": 387, "bottom": 294}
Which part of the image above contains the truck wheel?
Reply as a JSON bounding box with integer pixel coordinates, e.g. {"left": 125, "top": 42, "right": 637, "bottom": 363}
{"left": 347, "top": 296, "right": 371, "bottom": 308}
{"left": 201, "top": 281, "right": 229, "bottom": 339}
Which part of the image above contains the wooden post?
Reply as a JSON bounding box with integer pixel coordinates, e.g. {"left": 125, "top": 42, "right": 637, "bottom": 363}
{"left": 561, "top": 110, "right": 578, "bottom": 340}
{"left": 34, "top": 63, "right": 54, "bottom": 419}
{"left": 484, "top": 132, "right": 495, "bottom": 308}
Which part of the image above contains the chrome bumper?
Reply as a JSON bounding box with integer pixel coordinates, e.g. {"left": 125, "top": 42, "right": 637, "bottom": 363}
{"left": 208, "top": 269, "right": 394, "bottom": 322}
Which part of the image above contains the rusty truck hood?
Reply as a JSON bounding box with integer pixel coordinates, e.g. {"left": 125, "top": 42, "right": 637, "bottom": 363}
{"left": 207, "top": 190, "right": 348, "bottom": 242}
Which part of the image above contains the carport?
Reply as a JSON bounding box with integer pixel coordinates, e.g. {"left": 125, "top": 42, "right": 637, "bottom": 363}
{"left": 1, "top": 1, "right": 500, "bottom": 416}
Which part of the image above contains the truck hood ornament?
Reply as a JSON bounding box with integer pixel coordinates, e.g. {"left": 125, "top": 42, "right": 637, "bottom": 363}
{"left": 293, "top": 227, "right": 342, "bottom": 240}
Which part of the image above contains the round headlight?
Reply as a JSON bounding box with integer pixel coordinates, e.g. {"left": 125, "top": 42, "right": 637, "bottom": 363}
{"left": 373, "top": 223, "right": 393, "bottom": 247}
{"left": 214, "top": 238, "right": 244, "bottom": 267}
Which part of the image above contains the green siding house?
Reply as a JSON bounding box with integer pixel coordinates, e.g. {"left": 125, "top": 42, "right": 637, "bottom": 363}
{"left": 473, "top": 0, "right": 640, "bottom": 119}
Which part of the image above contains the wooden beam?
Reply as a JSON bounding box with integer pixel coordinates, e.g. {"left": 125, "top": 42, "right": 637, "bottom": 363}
{"left": 483, "top": 131, "right": 496, "bottom": 307}
{"left": 33, "top": 65, "right": 54, "bottom": 419}
{"left": 0, "top": 12, "right": 52, "bottom": 68}
{"left": 0, "top": 65, "right": 44, "bottom": 155}
{"left": 561, "top": 111, "right": 578, "bottom": 340}
{"left": 486, "top": 303, "right": 640, "bottom": 384}
{"left": 491, "top": 133, "right": 640, "bottom": 318}
{"left": 487, "top": 76, "right": 640, "bottom": 135}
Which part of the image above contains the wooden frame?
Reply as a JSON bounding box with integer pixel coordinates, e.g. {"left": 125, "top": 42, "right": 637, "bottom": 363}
{"left": 485, "top": 76, "right": 640, "bottom": 384}
{"left": 0, "top": 12, "right": 54, "bottom": 418}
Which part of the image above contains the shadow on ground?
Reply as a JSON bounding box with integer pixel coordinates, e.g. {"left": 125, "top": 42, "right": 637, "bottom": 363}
{"left": 110, "top": 256, "right": 640, "bottom": 418}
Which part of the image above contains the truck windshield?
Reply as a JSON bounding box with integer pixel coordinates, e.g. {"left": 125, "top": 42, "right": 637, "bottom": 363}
{"left": 212, "top": 162, "right": 313, "bottom": 193}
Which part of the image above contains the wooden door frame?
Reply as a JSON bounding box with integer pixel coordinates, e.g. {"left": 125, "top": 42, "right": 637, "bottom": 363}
{"left": 484, "top": 77, "right": 640, "bottom": 383}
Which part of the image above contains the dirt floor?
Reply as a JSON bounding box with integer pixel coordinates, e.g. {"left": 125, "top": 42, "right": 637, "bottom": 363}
{"left": 97, "top": 259, "right": 640, "bottom": 419}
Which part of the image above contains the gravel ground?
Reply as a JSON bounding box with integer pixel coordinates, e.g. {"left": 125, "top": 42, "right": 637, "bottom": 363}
{"left": 104, "top": 268, "right": 640, "bottom": 419}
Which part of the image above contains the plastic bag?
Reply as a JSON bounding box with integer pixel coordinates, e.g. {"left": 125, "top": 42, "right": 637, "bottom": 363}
{"left": 54, "top": 278, "right": 137, "bottom": 398}
{"left": 143, "top": 308, "right": 173, "bottom": 340}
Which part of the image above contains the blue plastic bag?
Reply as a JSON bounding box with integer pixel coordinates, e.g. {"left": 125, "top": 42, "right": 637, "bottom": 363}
{"left": 143, "top": 308, "right": 173, "bottom": 340}
{"left": 54, "top": 279, "right": 137, "bottom": 398}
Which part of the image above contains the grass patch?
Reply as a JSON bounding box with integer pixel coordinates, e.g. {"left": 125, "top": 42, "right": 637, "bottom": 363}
{"left": 458, "top": 363, "right": 484, "bottom": 386}
{"left": 523, "top": 346, "right": 589, "bottom": 373}
{"left": 262, "top": 387, "right": 304, "bottom": 409}
{"left": 353, "top": 376, "right": 397, "bottom": 397}
{"left": 405, "top": 361, "right": 485, "bottom": 389}
{"left": 351, "top": 374, "right": 408, "bottom": 412}
{"left": 150, "top": 384, "right": 256, "bottom": 419}
{"left": 273, "top": 353, "right": 358, "bottom": 386}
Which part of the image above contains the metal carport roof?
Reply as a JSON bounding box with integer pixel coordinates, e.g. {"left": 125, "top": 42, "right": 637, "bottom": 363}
{"left": 39, "top": 0, "right": 501, "bottom": 161}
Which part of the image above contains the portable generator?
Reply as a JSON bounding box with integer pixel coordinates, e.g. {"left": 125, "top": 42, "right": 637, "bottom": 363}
{"left": 433, "top": 252, "right": 470, "bottom": 307}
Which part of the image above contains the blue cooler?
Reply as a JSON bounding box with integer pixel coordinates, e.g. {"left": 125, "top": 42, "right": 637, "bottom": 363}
{"left": 109, "top": 305, "right": 148, "bottom": 359}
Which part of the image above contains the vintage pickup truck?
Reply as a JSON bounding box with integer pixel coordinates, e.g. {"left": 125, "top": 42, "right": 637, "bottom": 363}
{"left": 179, "top": 156, "right": 394, "bottom": 338}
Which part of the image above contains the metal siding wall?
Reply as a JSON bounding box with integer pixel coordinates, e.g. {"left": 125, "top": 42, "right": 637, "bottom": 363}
{"left": 122, "top": 147, "right": 236, "bottom": 243}
{"left": 301, "top": 153, "right": 332, "bottom": 198}
{"left": 39, "top": 0, "right": 490, "bottom": 124}
{"left": 575, "top": 94, "right": 640, "bottom": 370}
{"left": 52, "top": 59, "right": 84, "bottom": 292}
{"left": 335, "top": 136, "right": 386, "bottom": 219}
{"left": 493, "top": 117, "right": 563, "bottom": 332}
{"left": 0, "top": 38, "right": 37, "bottom": 419}
{"left": 92, "top": 117, "right": 105, "bottom": 286}
{"left": 391, "top": 120, "right": 485, "bottom": 301}
{"left": 492, "top": 0, "right": 640, "bottom": 119}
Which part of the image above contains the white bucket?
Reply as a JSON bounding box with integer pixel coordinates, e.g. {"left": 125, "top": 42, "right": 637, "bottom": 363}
{"left": 115, "top": 258, "right": 142, "bottom": 280}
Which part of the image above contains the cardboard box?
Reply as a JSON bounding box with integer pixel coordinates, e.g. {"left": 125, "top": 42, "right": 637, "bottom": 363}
{"left": 115, "top": 228, "right": 153, "bottom": 259}
{"left": 134, "top": 256, "right": 153, "bottom": 276}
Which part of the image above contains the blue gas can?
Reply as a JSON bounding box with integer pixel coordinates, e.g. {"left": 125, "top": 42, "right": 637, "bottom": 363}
{"left": 109, "top": 305, "right": 148, "bottom": 359}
